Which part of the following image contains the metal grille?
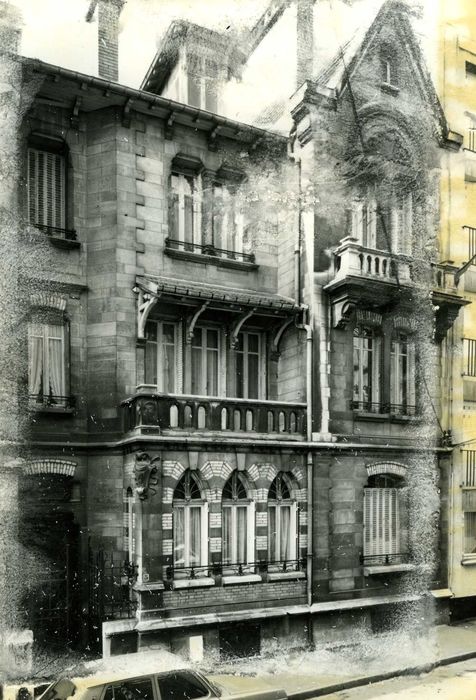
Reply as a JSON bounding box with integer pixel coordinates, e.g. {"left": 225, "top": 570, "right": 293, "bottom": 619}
{"left": 464, "top": 338, "right": 476, "bottom": 377}
{"left": 87, "top": 548, "right": 137, "bottom": 626}
{"left": 464, "top": 226, "right": 476, "bottom": 260}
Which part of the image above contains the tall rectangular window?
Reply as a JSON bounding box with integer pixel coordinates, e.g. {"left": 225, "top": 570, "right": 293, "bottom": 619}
{"left": 364, "top": 488, "right": 400, "bottom": 557}
{"left": 268, "top": 504, "right": 295, "bottom": 561}
{"left": 144, "top": 321, "right": 178, "bottom": 392}
{"left": 191, "top": 327, "right": 220, "bottom": 396}
{"left": 390, "top": 335, "right": 416, "bottom": 413}
{"left": 173, "top": 505, "right": 203, "bottom": 567}
{"left": 28, "top": 322, "right": 66, "bottom": 404}
{"left": 212, "top": 184, "right": 242, "bottom": 254}
{"left": 169, "top": 172, "right": 201, "bottom": 246}
{"left": 236, "top": 332, "right": 262, "bottom": 399}
{"left": 27, "top": 148, "right": 65, "bottom": 228}
{"left": 353, "top": 327, "right": 382, "bottom": 411}
{"left": 222, "top": 504, "right": 248, "bottom": 564}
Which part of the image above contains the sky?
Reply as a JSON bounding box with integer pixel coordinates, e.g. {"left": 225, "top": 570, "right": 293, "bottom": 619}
{"left": 9, "top": 0, "right": 438, "bottom": 92}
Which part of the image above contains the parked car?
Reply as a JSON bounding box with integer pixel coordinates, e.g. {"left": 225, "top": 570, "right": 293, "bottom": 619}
{"left": 37, "top": 668, "right": 287, "bottom": 700}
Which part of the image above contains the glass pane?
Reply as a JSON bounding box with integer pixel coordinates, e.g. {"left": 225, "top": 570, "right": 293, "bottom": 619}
{"left": 158, "top": 672, "right": 209, "bottom": 700}
{"left": 247, "top": 354, "right": 259, "bottom": 400}
{"left": 163, "top": 323, "right": 175, "bottom": 344}
{"left": 188, "top": 75, "right": 201, "bottom": 108}
{"left": 145, "top": 338, "right": 158, "bottom": 386}
{"left": 163, "top": 343, "right": 175, "bottom": 393}
{"left": 184, "top": 194, "right": 194, "bottom": 244}
{"left": 268, "top": 506, "right": 276, "bottom": 561}
{"left": 189, "top": 506, "right": 201, "bottom": 566}
{"left": 280, "top": 505, "right": 291, "bottom": 560}
{"left": 169, "top": 193, "right": 179, "bottom": 239}
{"left": 174, "top": 507, "right": 185, "bottom": 567}
{"left": 191, "top": 347, "right": 202, "bottom": 395}
{"left": 206, "top": 349, "right": 218, "bottom": 396}
{"left": 236, "top": 352, "right": 244, "bottom": 399}
{"left": 48, "top": 337, "right": 64, "bottom": 397}
{"left": 207, "top": 329, "right": 218, "bottom": 349}
{"left": 248, "top": 333, "right": 259, "bottom": 353}
{"left": 222, "top": 507, "right": 232, "bottom": 564}
{"left": 110, "top": 680, "right": 154, "bottom": 700}
{"left": 236, "top": 506, "right": 247, "bottom": 563}
{"left": 29, "top": 335, "right": 44, "bottom": 397}
{"left": 145, "top": 321, "right": 157, "bottom": 342}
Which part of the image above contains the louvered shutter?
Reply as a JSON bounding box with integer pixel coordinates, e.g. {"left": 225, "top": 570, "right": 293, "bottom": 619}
{"left": 364, "top": 488, "right": 399, "bottom": 558}
{"left": 27, "top": 148, "right": 65, "bottom": 228}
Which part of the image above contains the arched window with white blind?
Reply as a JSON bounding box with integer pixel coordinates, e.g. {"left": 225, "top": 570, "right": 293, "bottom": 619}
{"left": 222, "top": 471, "right": 254, "bottom": 567}
{"left": 173, "top": 470, "right": 208, "bottom": 572}
{"left": 267, "top": 473, "right": 297, "bottom": 569}
{"left": 363, "top": 473, "right": 408, "bottom": 564}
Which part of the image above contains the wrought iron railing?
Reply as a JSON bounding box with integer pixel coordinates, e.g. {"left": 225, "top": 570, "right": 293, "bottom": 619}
{"left": 28, "top": 394, "right": 76, "bottom": 408}
{"left": 464, "top": 338, "right": 476, "bottom": 377}
{"left": 122, "top": 393, "right": 306, "bottom": 436}
{"left": 88, "top": 549, "right": 138, "bottom": 623}
{"left": 468, "top": 127, "right": 476, "bottom": 153}
{"left": 165, "top": 237, "right": 255, "bottom": 263}
{"left": 166, "top": 558, "right": 306, "bottom": 581}
{"left": 34, "top": 224, "right": 78, "bottom": 241}
{"left": 351, "top": 400, "right": 417, "bottom": 416}
{"left": 360, "top": 552, "right": 410, "bottom": 565}
{"left": 464, "top": 225, "right": 476, "bottom": 260}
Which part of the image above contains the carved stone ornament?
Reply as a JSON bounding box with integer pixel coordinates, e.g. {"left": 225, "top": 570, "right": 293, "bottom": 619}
{"left": 133, "top": 450, "right": 160, "bottom": 500}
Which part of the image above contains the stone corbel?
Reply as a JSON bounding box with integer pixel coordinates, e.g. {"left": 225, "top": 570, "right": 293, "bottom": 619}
{"left": 270, "top": 317, "right": 294, "bottom": 360}
{"left": 186, "top": 301, "right": 210, "bottom": 343}
{"left": 332, "top": 298, "right": 356, "bottom": 329}
{"left": 71, "top": 95, "right": 82, "bottom": 129}
{"left": 122, "top": 98, "right": 133, "bottom": 128}
{"left": 136, "top": 287, "right": 160, "bottom": 340}
{"left": 230, "top": 308, "right": 256, "bottom": 349}
{"left": 165, "top": 111, "right": 176, "bottom": 140}
{"left": 208, "top": 125, "right": 220, "bottom": 151}
{"left": 134, "top": 450, "right": 160, "bottom": 501}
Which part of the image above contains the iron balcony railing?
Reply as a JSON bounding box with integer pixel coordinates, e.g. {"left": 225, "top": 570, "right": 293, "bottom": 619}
{"left": 34, "top": 223, "right": 78, "bottom": 241}
{"left": 28, "top": 394, "right": 76, "bottom": 408}
{"left": 165, "top": 237, "right": 255, "bottom": 264}
{"left": 351, "top": 400, "right": 417, "bottom": 416}
{"left": 464, "top": 338, "right": 476, "bottom": 377}
{"left": 360, "top": 552, "right": 410, "bottom": 565}
{"left": 166, "top": 558, "right": 307, "bottom": 581}
{"left": 464, "top": 225, "right": 476, "bottom": 260}
{"left": 468, "top": 127, "right": 476, "bottom": 153}
{"left": 122, "top": 393, "right": 306, "bottom": 436}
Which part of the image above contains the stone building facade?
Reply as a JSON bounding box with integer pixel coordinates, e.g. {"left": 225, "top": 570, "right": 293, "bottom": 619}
{"left": 8, "top": 0, "right": 466, "bottom": 660}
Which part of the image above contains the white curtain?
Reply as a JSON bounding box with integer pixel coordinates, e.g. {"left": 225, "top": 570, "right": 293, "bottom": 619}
{"left": 280, "top": 506, "right": 291, "bottom": 560}
{"left": 222, "top": 507, "right": 232, "bottom": 564}
{"left": 268, "top": 506, "right": 276, "bottom": 561}
{"left": 236, "top": 506, "right": 247, "bottom": 563}
{"left": 189, "top": 506, "right": 201, "bottom": 566}
{"left": 173, "top": 507, "right": 185, "bottom": 566}
{"left": 29, "top": 333, "right": 43, "bottom": 397}
{"left": 48, "top": 330, "right": 64, "bottom": 397}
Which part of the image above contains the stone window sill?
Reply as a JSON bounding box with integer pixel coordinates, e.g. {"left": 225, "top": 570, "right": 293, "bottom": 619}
{"left": 363, "top": 563, "right": 415, "bottom": 576}
{"left": 172, "top": 577, "right": 215, "bottom": 589}
{"left": 164, "top": 247, "right": 258, "bottom": 271}
{"left": 222, "top": 574, "right": 262, "bottom": 585}
{"left": 267, "top": 571, "right": 306, "bottom": 581}
{"left": 461, "top": 555, "right": 476, "bottom": 566}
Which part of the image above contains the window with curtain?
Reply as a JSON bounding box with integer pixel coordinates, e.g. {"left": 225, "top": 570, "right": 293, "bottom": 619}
{"left": 191, "top": 327, "right": 220, "bottom": 396}
{"left": 222, "top": 471, "right": 252, "bottom": 565}
{"left": 212, "top": 183, "right": 243, "bottom": 254}
{"left": 169, "top": 172, "right": 201, "bottom": 246}
{"left": 173, "top": 470, "right": 205, "bottom": 569}
{"left": 27, "top": 147, "right": 66, "bottom": 229}
{"left": 353, "top": 326, "right": 382, "bottom": 412}
{"left": 390, "top": 333, "right": 416, "bottom": 414}
{"left": 28, "top": 322, "right": 66, "bottom": 405}
{"left": 363, "top": 473, "right": 408, "bottom": 562}
{"left": 236, "top": 331, "right": 262, "bottom": 400}
{"left": 144, "top": 320, "right": 178, "bottom": 392}
{"left": 268, "top": 473, "right": 297, "bottom": 565}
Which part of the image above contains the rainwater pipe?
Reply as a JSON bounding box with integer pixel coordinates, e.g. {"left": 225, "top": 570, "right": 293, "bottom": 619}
{"left": 290, "top": 131, "right": 314, "bottom": 621}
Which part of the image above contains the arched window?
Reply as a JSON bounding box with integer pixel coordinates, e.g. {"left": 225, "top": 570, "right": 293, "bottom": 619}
{"left": 363, "top": 472, "right": 408, "bottom": 563}
{"left": 173, "top": 470, "right": 207, "bottom": 569}
{"left": 268, "top": 473, "right": 297, "bottom": 565}
{"left": 353, "top": 326, "right": 382, "bottom": 412}
{"left": 390, "top": 332, "right": 416, "bottom": 414}
{"left": 222, "top": 471, "right": 253, "bottom": 565}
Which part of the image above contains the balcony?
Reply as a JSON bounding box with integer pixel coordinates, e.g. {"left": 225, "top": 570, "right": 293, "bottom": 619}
{"left": 33, "top": 224, "right": 80, "bottom": 249}
{"left": 164, "top": 237, "right": 258, "bottom": 271}
{"left": 122, "top": 392, "right": 306, "bottom": 440}
{"left": 351, "top": 401, "right": 417, "bottom": 418}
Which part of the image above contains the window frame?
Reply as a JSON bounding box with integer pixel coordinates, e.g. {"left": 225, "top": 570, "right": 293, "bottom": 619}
{"left": 390, "top": 332, "right": 416, "bottom": 413}
{"left": 27, "top": 144, "right": 67, "bottom": 230}
{"left": 169, "top": 171, "right": 202, "bottom": 246}
{"left": 235, "top": 330, "right": 265, "bottom": 400}
{"left": 353, "top": 325, "right": 382, "bottom": 411}
{"left": 191, "top": 325, "right": 223, "bottom": 397}
{"left": 144, "top": 319, "right": 182, "bottom": 393}
{"left": 221, "top": 472, "right": 255, "bottom": 566}
{"left": 28, "top": 320, "right": 68, "bottom": 407}
{"left": 173, "top": 471, "right": 209, "bottom": 570}
{"left": 363, "top": 474, "right": 407, "bottom": 561}
{"left": 212, "top": 181, "right": 244, "bottom": 254}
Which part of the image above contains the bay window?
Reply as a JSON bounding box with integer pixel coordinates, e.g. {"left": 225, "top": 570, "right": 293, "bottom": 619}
{"left": 353, "top": 326, "right": 382, "bottom": 411}
{"left": 173, "top": 470, "right": 207, "bottom": 570}
{"left": 222, "top": 471, "right": 254, "bottom": 566}
{"left": 191, "top": 327, "right": 220, "bottom": 396}
{"left": 28, "top": 322, "right": 67, "bottom": 406}
{"left": 236, "top": 331, "right": 263, "bottom": 400}
{"left": 390, "top": 333, "right": 416, "bottom": 413}
{"left": 169, "top": 172, "right": 201, "bottom": 246}
{"left": 268, "top": 473, "right": 297, "bottom": 566}
{"left": 27, "top": 146, "right": 66, "bottom": 229}
{"left": 363, "top": 473, "right": 408, "bottom": 562}
{"left": 144, "top": 320, "right": 179, "bottom": 392}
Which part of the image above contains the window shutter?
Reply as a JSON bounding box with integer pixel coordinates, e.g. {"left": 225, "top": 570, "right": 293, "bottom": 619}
{"left": 27, "top": 148, "right": 65, "bottom": 228}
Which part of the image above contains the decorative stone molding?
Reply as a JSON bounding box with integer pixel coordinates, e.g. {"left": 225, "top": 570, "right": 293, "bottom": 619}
{"left": 291, "top": 465, "right": 305, "bottom": 486}
{"left": 24, "top": 459, "right": 76, "bottom": 477}
{"left": 29, "top": 293, "right": 67, "bottom": 311}
{"left": 393, "top": 316, "right": 418, "bottom": 332}
{"left": 201, "top": 461, "right": 234, "bottom": 481}
{"left": 356, "top": 310, "right": 383, "bottom": 327}
{"left": 366, "top": 462, "right": 407, "bottom": 478}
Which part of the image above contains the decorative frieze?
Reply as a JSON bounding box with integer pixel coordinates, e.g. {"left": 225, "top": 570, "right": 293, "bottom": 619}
{"left": 393, "top": 316, "right": 418, "bottom": 332}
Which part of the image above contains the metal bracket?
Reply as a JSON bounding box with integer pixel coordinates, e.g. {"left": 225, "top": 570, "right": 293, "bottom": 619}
{"left": 270, "top": 317, "right": 294, "bottom": 359}
{"left": 186, "top": 301, "right": 210, "bottom": 343}
{"left": 230, "top": 308, "right": 257, "bottom": 349}
{"left": 137, "top": 287, "right": 160, "bottom": 339}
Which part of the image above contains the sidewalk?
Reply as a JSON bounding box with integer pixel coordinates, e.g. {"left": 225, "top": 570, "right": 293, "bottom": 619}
{"left": 211, "top": 620, "right": 476, "bottom": 699}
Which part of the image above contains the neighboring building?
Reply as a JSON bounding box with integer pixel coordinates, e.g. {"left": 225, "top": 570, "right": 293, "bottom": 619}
{"left": 7, "top": 0, "right": 466, "bottom": 662}
{"left": 436, "top": 0, "right": 476, "bottom": 621}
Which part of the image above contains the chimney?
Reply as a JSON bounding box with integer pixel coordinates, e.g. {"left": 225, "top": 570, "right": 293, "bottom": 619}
{"left": 296, "top": 0, "right": 314, "bottom": 89}
{"left": 86, "top": 0, "right": 125, "bottom": 82}
{"left": 0, "top": 1, "right": 22, "bottom": 55}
